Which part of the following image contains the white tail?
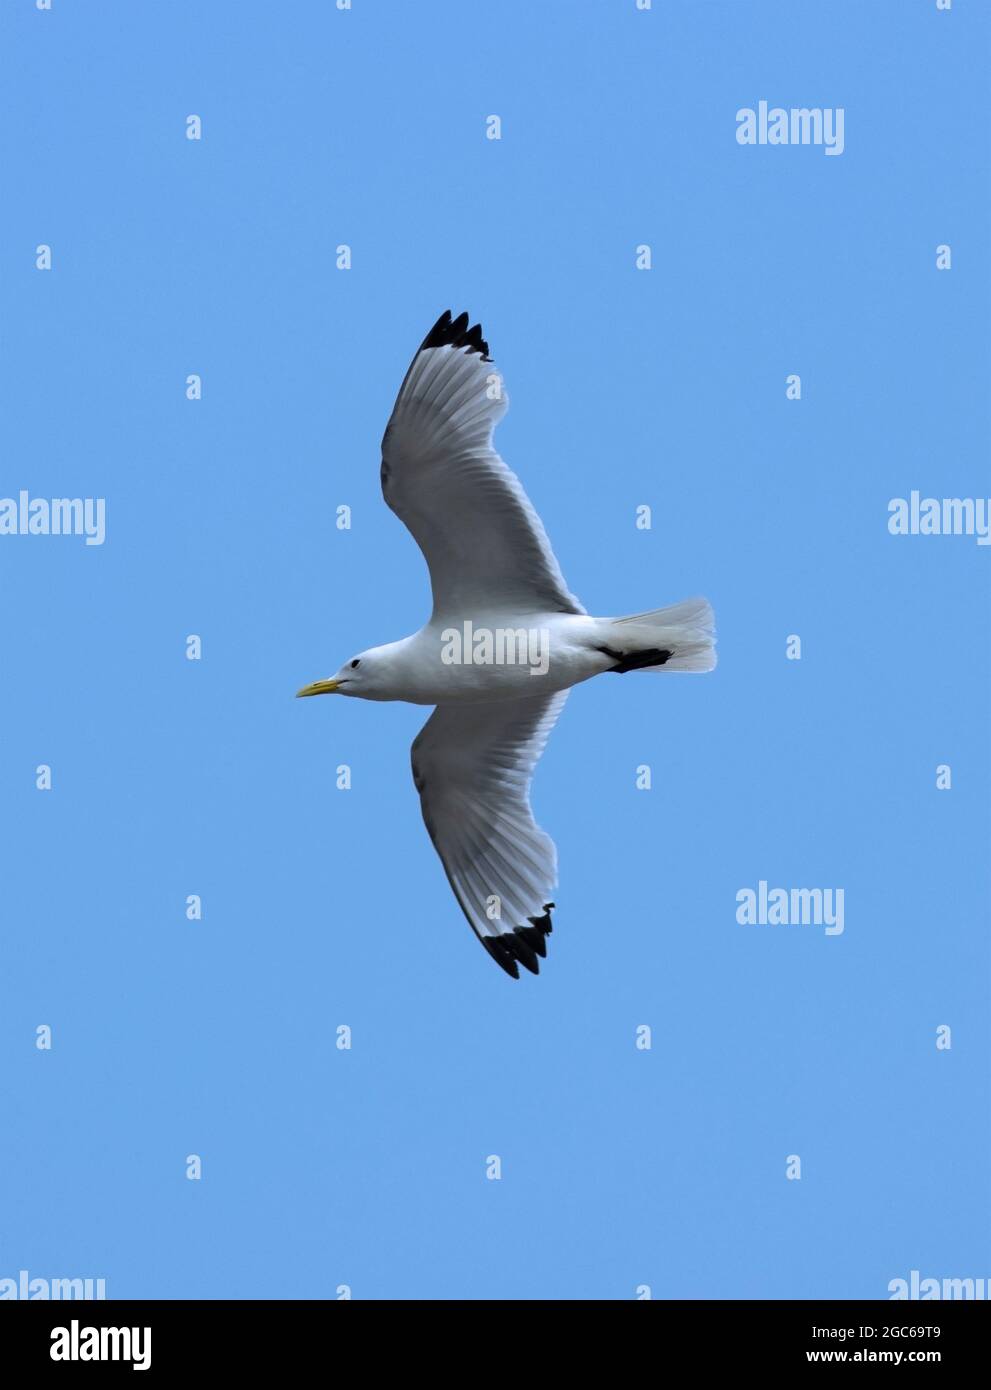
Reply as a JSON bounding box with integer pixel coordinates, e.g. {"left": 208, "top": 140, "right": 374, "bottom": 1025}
{"left": 601, "top": 597, "right": 716, "bottom": 672}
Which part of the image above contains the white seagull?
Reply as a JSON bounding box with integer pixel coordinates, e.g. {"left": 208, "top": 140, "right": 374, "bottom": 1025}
{"left": 298, "top": 311, "right": 716, "bottom": 978}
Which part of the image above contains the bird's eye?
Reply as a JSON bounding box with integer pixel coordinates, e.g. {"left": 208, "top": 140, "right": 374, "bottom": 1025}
{"left": 350, "top": 659, "right": 360, "bottom": 669}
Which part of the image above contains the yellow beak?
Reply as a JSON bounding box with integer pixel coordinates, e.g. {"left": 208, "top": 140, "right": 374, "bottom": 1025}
{"left": 295, "top": 678, "right": 341, "bottom": 698}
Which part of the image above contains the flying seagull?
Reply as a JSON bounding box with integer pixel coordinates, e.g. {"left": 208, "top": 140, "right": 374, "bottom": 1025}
{"left": 298, "top": 311, "right": 716, "bottom": 978}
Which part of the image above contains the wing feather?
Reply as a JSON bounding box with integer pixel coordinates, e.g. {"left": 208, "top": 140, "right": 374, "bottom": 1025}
{"left": 381, "top": 311, "right": 584, "bottom": 620}
{"left": 410, "top": 690, "right": 567, "bottom": 978}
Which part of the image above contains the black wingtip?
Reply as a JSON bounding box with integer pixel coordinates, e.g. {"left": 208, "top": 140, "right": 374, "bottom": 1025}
{"left": 420, "top": 309, "right": 491, "bottom": 361}
{"left": 483, "top": 936, "right": 520, "bottom": 979}
{"left": 482, "top": 904, "right": 555, "bottom": 979}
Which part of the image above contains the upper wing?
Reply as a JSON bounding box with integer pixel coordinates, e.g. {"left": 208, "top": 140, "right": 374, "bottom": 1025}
{"left": 410, "top": 690, "right": 568, "bottom": 978}
{"left": 381, "top": 310, "right": 584, "bottom": 619}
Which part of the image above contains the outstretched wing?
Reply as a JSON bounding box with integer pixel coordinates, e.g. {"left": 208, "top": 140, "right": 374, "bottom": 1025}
{"left": 381, "top": 310, "right": 584, "bottom": 619}
{"left": 410, "top": 690, "right": 568, "bottom": 978}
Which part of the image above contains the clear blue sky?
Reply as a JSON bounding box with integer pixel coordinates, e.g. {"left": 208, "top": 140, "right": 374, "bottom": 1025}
{"left": 1, "top": 0, "right": 988, "bottom": 1300}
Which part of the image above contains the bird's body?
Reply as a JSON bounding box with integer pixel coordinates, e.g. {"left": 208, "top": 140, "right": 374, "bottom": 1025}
{"left": 298, "top": 311, "right": 716, "bottom": 978}
{"left": 342, "top": 613, "right": 631, "bottom": 705}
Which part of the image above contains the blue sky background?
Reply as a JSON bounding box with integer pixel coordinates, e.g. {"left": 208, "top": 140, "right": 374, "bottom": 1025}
{"left": 1, "top": 0, "right": 988, "bottom": 1300}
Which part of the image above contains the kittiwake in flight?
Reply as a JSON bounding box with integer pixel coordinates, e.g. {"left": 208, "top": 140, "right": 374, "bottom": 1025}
{"left": 298, "top": 310, "right": 716, "bottom": 979}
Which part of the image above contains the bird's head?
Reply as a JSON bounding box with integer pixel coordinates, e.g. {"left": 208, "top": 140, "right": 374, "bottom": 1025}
{"left": 296, "top": 649, "right": 384, "bottom": 701}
